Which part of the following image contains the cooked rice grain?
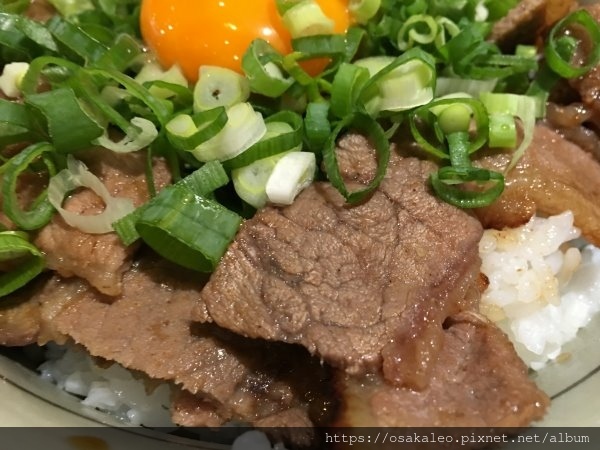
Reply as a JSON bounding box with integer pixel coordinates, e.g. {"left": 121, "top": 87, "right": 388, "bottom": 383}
{"left": 479, "top": 211, "right": 600, "bottom": 369}
{"left": 38, "top": 344, "right": 172, "bottom": 426}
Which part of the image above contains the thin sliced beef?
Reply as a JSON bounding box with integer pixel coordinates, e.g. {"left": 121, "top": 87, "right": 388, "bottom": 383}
{"left": 36, "top": 254, "right": 333, "bottom": 430}
{"left": 475, "top": 125, "right": 600, "bottom": 245}
{"left": 488, "top": 0, "right": 576, "bottom": 52}
{"left": 34, "top": 147, "right": 171, "bottom": 296}
{"left": 333, "top": 312, "right": 549, "bottom": 428}
{"left": 200, "top": 134, "right": 483, "bottom": 386}
{"left": 0, "top": 272, "right": 76, "bottom": 347}
{"left": 0, "top": 277, "right": 47, "bottom": 346}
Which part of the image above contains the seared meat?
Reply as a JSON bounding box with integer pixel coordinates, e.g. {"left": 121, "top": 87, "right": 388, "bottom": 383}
{"left": 488, "top": 0, "right": 576, "bottom": 52}
{"left": 25, "top": 0, "right": 55, "bottom": 22}
{"left": 475, "top": 125, "right": 600, "bottom": 246}
{"left": 489, "top": 0, "right": 550, "bottom": 51}
{"left": 0, "top": 278, "right": 46, "bottom": 346}
{"left": 333, "top": 312, "right": 549, "bottom": 428}
{"left": 200, "top": 134, "right": 483, "bottom": 386}
{"left": 36, "top": 254, "right": 333, "bottom": 429}
{"left": 34, "top": 147, "right": 171, "bottom": 296}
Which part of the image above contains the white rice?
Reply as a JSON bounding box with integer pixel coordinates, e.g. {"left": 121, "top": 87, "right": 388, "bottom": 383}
{"left": 479, "top": 211, "right": 600, "bottom": 370}
{"left": 38, "top": 344, "right": 172, "bottom": 427}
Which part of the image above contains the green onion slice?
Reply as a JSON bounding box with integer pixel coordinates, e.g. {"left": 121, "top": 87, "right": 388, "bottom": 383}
{"left": 0, "top": 98, "right": 37, "bottom": 147}
{"left": 322, "top": 112, "right": 390, "bottom": 204}
{"left": 409, "top": 97, "right": 489, "bottom": 160}
{"left": 190, "top": 102, "right": 267, "bottom": 162}
{"left": 480, "top": 92, "right": 537, "bottom": 171}
{"left": 85, "top": 68, "right": 173, "bottom": 125}
{"left": 46, "top": 15, "right": 108, "bottom": 64}
{"left": 2, "top": 142, "right": 55, "bottom": 230}
{"left": 135, "top": 185, "right": 242, "bottom": 272}
{"left": 330, "top": 62, "right": 371, "bottom": 119}
{"left": 430, "top": 166, "right": 505, "bottom": 209}
{"left": 357, "top": 47, "right": 437, "bottom": 114}
{"left": 349, "top": 0, "right": 381, "bottom": 24}
{"left": 93, "top": 117, "right": 158, "bottom": 153}
{"left": 0, "top": 231, "right": 45, "bottom": 298}
{"left": 166, "top": 107, "right": 228, "bottom": 151}
{"left": 223, "top": 110, "right": 303, "bottom": 170}
{"left": 242, "top": 39, "right": 293, "bottom": 98}
{"left": 304, "top": 101, "right": 331, "bottom": 153}
{"left": 25, "top": 87, "right": 104, "bottom": 153}
{"left": 113, "top": 161, "right": 230, "bottom": 246}
{"left": 545, "top": 9, "right": 600, "bottom": 79}
{"left": 279, "top": 0, "right": 334, "bottom": 38}
{"left": 193, "top": 66, "right": 250, "bottom": 112}
{"left": 48, "top": 155, "right": 135, "bottom": 234}
{"left": 0, "top": 12, "right": 58, "bottom": 58}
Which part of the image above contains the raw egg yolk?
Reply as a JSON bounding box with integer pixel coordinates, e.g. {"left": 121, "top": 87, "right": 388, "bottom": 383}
{"left": 140, "top": 0, "right": 350, "bottom": 82}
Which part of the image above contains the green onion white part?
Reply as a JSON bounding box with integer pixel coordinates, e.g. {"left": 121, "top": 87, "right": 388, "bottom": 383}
{"left": 265, "top": 151, "right": 316, "bottom": 205}
{"left": 48, "top": 156, "right": 135, "bottom": 234}
{"left": 135, "top": 63, "right": 188, "bottom": 99}
{"left": 190, "top": 102, "right": 267, "bottom": 162}
{"left": 0, "top": 62, "right": 29, "bottom": 98}
{"left": 281, "top": 0, "right": 334, "bottom": 38}
{"left": 193, "top": 66, "right": 250, "bottom": 112}
{"left": 93, "top": 117, "right": 158, "bottom": 153}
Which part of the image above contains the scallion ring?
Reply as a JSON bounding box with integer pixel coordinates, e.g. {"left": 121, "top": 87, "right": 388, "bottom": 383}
{"left": 0, "top": 231, "right": 45, "bottom": 298}
{"left": 1, "top": 142, "right": 55, "bottom": 230}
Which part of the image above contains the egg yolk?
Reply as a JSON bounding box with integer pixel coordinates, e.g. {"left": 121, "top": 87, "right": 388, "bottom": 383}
{"left": 140, "top": 0, "right": 350, "bottom": 82}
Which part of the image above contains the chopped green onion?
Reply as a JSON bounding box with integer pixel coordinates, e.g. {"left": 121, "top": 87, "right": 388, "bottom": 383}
{"left": 304, "top": 101, "right": 331, "bottom": 152}
{"left": 322, "top": 112, "right": 390, "bottom": 204}
{"left": 135, "top": 186, "right": 242, "bottom": 272}
{"left": 85, "top": 68, "right": 173, "bottom": 125}
{"left": 232, "top": 149, "right": 295, "bottom": 208}
{"left": 430, "top": 166, "right": 504, "bottom": 209}
{"left": 480, "top": 92, "right": 536, "bottom": 171}
{"left": 93, "top": 117, "right": 158, "bottom": 153}
{"left": 266, "top": 151, "right": 316, "bottom": 205}
{"left": 356, "top": 48, "right": 437, "bottom": 114}
{"left": 113, "top": 161, "right": 230, "bottom": 246}
{"left": 0, "top": 12, "right": 58, "bottom": 57}
{"left": 330, "top": 62, "right": 371, "bottom": 119}
{"left": 349, "top": 0, "right": 381, "bottom": 24}
{"left": 488, "top": 113, "right": 517, "bottom": 148}
{"left": 166, "top": 108, "right": 228, "bottom": 151}
{"left": 545, "top": 9, "right": 600, "bottom": 78}
{"left": 0, "top": 61, "right": 29, "bottom": 98}
{"left": 190, "top": 102, "right": 267, "bottom": 162}
{"left": 242, "top": 39, "right": 293, "bottom": 98}
{"left": 435, "top": 77, "right": 497, "bottom": 97}
{"left": 0, "top": 98, "right": 37, "bottom": 147}
{"left": 25, "top": 87, "right": 104, "bottom": 153}
{"left": 0, "top": 231, "right": 45, "bottom": 298}
{"left": 223, "top": 110, "right": 303, "bottom": 170}
{"left": 46, "top": 0, "right": 94, "bottom": 18}
{"left": 279, "top": 0, "right": 334, "bottom": 39}
{"left": 46, "top": 15, "right": 108, "bottom": 64}
{"left": 193, "top": 66, "right": 250, "bottom": 112}
{"left": 409, "top": 97, "right": 489, "bottom": 160}
{"left": 397, "top": 14, "right": 438, "bottom": 51}
{"left": 48, "top": 155, "right": 135, "bottom": 234}
{"left": 135, "top": 63, "right": 189, "bottom": 100}
{"left": 1, "top": 142, "right": 55, "bottom": 230}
